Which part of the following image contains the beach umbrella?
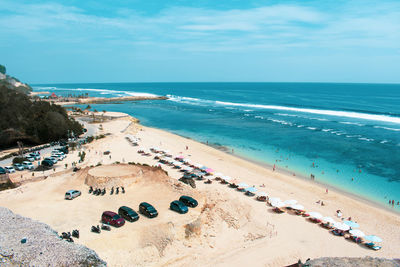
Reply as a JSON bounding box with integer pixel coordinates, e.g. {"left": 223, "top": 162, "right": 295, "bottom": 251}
{"left": 284, "top": 199, "right": 297, "bottom": 206}
{"left": 194, "top": 163, "right": 203, "bottom": 169}
{"left": 257, "top": 191, "right": 268, "bottom": 197}
{"left": 291, "top": 204, "right": 305, "bottom": 211}
{"left": 176, "top": 155, "right": 184, "bottom": 159}
{"left": 205, "top": 168, "right": 214, "bottom": 173}
{"left": 237, "top": 182, "right": 248, "bottom": 188}
{"left": 268, "top": 197, "right": 281, "bottom": 203}
{"left": 333, "top": 222, "right": 350, "bottom": 231}
{"left": 349, "top": 229, "right": 365, "bottom": 237}
{"left": 322, "top": 217, "right": 336, "bottom": 224}
{"left": 343, "top": 220, "right": 360, "bottom": 228}
{"left": 364, "top": 235, "right": 382, "bottom": 243}
{"left": 271, "top": 200, "right": 285, "bottom": 208}
{"left": 245, "top": 187, "right": 257, "bottom": 193}
{"left": 222, "top": 176, "right": 232, "bottom": 182}
{"left": 200, "top": 166, "right": 208, "bottom": 170}
{"left": 308, "top": 212, "right": 323, "bottom": 219}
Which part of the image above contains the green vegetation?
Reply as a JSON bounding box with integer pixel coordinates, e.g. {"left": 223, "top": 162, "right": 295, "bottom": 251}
{"left": 0, "top": 64, "right": 5, "bottom": 74}
{"left": 0, "top": 84, "right": 83, "bottom": 149}
{"left": 12, "top": 157, "right": 28, "bottom": 164}
{"left": 78, "top": 151, "right": 86, "bottom": 162}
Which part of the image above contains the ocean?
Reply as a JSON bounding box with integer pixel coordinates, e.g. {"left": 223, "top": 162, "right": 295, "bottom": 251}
{"left": 33, "top": 82, "right": 400, "bottom": 210}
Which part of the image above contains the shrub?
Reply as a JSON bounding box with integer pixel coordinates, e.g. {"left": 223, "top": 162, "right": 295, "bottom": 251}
{"left": 12, "top": 157, "right": 27, "bottom": 164}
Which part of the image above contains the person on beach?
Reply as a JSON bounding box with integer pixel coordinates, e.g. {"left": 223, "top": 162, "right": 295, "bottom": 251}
{"left": 336, "top": 210, "right": 342, "bottom": 218}
{"left": 326, "top": 188, "right": 328, "bottom": 194}
{"left": 186, "top": 146, "right": 188, "bottom": 150}
{"left": 273, "top": 164, "right": 275, "bottom": 171}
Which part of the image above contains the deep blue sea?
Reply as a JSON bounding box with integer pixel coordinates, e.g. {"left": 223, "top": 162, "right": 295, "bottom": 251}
{"left": 34, "top": 83, "right": 400, "bottom": 210}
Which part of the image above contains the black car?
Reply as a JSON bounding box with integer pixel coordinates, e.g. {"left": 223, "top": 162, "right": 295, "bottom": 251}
{"left": 170, "top": 200, "right": 188, "bottom": 214}
{"left": 118, "top": 206, "right": 139, "bottom": 222}
{"left": 179, "top": 196, "right": 198, "bottom": 208}
{"left": 0, "top": 167, "right": 6, "bottom": 175}
{"left": 139, "top": 202, "right": 158, "bottom": 218}
{"left": 41, "top": 159, "right": 54, "bottom": 167}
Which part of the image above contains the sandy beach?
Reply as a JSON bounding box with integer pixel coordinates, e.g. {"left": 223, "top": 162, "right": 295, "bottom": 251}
{"left": 1, "top": 112, "right": 399, "bottom": 266}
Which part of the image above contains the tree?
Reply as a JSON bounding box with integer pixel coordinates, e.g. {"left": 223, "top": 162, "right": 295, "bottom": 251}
{"left": 0, "top": 64, "right": 5, "bottom": 74}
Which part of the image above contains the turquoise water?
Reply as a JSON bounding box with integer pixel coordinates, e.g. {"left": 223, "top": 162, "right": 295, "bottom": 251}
{"left": 34, "top": 83, "right": 400, "bottom": 210}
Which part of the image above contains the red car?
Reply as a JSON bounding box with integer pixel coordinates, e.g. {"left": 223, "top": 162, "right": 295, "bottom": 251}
{"left": 101, "top": 211, "right": 125, "bottom": 227}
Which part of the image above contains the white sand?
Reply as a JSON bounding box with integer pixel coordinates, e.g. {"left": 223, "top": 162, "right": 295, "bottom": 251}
{"left": 1, "top": 113, "right": 399, "bottom": 267}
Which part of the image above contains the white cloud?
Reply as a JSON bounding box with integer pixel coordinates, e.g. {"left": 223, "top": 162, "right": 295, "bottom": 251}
{"left": 0, "top": 1, "right": 399, "bottom": 52}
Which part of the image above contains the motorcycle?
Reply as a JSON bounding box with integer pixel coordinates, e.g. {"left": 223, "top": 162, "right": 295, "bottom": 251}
{"left": 101, "top": 188, "right": 106, "bottom": 195}
{"left": 110, "top": 187, "right": 114, "bottom": 195}
{"left": 121, "top": 186, "right": 125, "bottom": 194}
{"left": 116, "top": 187, "right": 119, "bottom": 194}
{"left": 101, "top": 224, "right": 111, "bottom": 231}
{"left": 72, "top": 229, "right": 79, "bottom": 238}
{"left": 91, "top": 225, "right": 101, "bottom": 233}
{"left": 89, "top": 186, "right": 93, "bottom": 193}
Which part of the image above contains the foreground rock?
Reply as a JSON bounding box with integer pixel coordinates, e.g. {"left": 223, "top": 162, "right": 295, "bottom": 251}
{"left": 306, "top": 256, "right": 400, "bottom": 267}
{"left": 0, "top": 207, "right": 106, "bottom": 266}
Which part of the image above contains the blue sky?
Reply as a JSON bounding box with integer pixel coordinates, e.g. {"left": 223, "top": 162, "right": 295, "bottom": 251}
{"left": 0, "top": 0, "right": 399, "bottom": 83}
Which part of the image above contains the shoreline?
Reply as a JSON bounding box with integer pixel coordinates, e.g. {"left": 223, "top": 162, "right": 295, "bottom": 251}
{"left": 138, "top": 124, "right": 400, "bottom": 216}
{"left": 2, "top": 110, "right": 399, "bottom": 266}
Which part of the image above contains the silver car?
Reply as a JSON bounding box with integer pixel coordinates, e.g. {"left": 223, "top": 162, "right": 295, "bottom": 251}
{"left": 22, "top": 161, "right": 34, "bottom": 170}
{"left": 4, "top": 166, "right": 16, "bottom": 173}
{"left": 65, "top": 190, "right": 81, "bottom": 200}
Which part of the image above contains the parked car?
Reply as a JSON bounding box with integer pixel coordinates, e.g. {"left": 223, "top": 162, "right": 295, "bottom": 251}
{"left": 65, "top": 190, "right": 81, "bottom": 200}
{"left": 170, "top": 200, "right": 188, "bottom": 214}
{"left": 139, "top": 202, "right": 158, "bottom": 218}
{"left": 29, "top": 153, "right": 41, "bottom": 160}
{"left": 56, "top": 146, "right": 69, "bottom": 154}
{"left": 0, "top": 167, "right": 6, "bottom": 174}
{"left": 4, "top": 166, "right": 16, "bottom": 173}
{"left": 25, "top": 156, "right": 35, "bottom": 162}
{"left": 44, "top": 157, "right": 57, "bottom": 164}
{"left": 13, "top": 163, "right": 24, "bottom": 171}
{"left": 118, "top": 206, "right": 140, "bottom": 222}
{"left": 41, "top": 159, "right": 54, "bottom": 167}
{"left": 101, "top": 211, "right": 125, "bottom": 227}
{"left": 52, "top": 151, "right": 66, "bottom": 159}
{"left": 179, "top": 196, "right": 198, "bottom": 208}
{"left": 22, "top": 161, "right": 34, "bottom": 170}
{"left": 50, "top": 154, "right": 63, "bottom": 161}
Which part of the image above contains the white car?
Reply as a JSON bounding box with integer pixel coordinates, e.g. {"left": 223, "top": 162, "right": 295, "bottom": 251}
{"left": 4, "top": 166, "right": 16, "bottom": 173}
{"left": 13, "top": 163, "right": 24, "bottom": 171}
{"left": 25, "top": 156, "right": 35, "bottom": 162}
{"left": 51, "top": 152, "right": 65, "bottom": 160}
{"left": 65, "top": 190, "right": 81, "bottom": 200}
{"left": 22, "top": 161, "right": 34, "bottom": 170}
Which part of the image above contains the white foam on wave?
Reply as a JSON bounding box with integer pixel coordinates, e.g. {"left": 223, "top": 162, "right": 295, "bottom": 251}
{"left": 339, "top": 121, "right": 365, "bottom": 126}
{"left": 380, "top": 140, "right": 389, "bottom": 144}
{"left": 214, "top": 100, "right": 400, "bottom": 124}
{"left": 373, "top": 126, "right": 400, "bottom": 132}
{"left": 322, "top": 129, "right": 333, "bottom": 132}
{"left": 358, "top": 137, "right": 374, "bottom": 141}
{"left": 307, "top": 127, "right": 317, "bottom": 130}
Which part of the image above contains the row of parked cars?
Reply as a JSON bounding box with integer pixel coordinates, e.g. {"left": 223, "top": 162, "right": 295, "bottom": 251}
{"left": 0, "top": 147, "right": 69, "bottom": 174}
{"left": 101, "top": 196, "right": 198, "bottom": 227}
